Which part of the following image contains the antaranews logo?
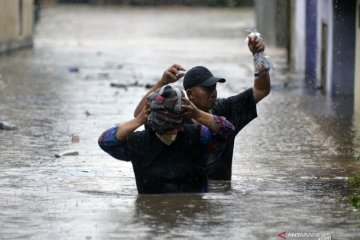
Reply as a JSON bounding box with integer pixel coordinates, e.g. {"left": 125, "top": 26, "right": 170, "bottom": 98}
{"left": 277, "top": 231, "right": 332, "bottom": 240}
{"left": 278, "top": 231, "right": 286, "bottom": 239}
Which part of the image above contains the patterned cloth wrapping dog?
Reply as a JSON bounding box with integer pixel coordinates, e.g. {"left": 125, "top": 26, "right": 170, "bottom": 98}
{"left": 147, "top": 85, "right": 185, "bottom": 134}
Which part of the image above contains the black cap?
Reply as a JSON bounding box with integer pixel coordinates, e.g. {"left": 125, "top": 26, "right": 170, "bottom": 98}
{"left": 183, "top": 66, "right": 226, "bottom": 90}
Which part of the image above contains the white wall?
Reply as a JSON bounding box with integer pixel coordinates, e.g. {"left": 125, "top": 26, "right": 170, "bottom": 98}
{"left": 294, "top": 0, "right": 306, "bottom": 74}
{"left": 316, "top": 0, "right": 333, "bottom": 93}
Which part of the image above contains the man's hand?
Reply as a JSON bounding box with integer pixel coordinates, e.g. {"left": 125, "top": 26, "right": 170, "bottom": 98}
{"left": 181, "top": 97, "right": 201, "bottom": 119}
{"left": 160, "top": 64, "right": 186, "bottom": 85}
{"left": 248, "top": 36, "right": 265, "bottom": 55}
{"left": 134, "top": 64, "right": 185, "bottom": 118}
{"left": 181, "top": 97, "right": 219, "bottom": 133}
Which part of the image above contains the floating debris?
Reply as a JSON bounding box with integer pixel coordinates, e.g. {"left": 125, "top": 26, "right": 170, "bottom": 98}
{"left": 68, "top": 67, "right": 79, "bottom": 73}
{"left": 110, "top": 81, "right": 154, "bottom": 89}
{"left": 127, "top": 81, "right": 140, "bottom": 87}
{"left": 71, "top": 134, "right": 80, "bottom": 143}
{"left": 110, "top": 83, "right": 128, "bottom": 90}
{"left": 0, "top": 121, "right": 17, "bottom": 130}
{"left": 55, "top": 150, "right": 79, "bottom": 158}
{"left": 145, "top": 84, "right": 154, "bottom": 89}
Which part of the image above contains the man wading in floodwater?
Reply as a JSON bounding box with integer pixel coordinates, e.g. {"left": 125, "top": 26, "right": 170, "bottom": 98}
{"left": 134, "top": 33, "right": 270, "bottom": 180}
{"left": 99, "top": 85, "right": 235, "bottom": 194}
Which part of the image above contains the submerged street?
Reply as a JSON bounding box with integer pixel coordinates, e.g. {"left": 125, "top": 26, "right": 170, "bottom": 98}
{"left": 1, "top": 5, "right": 360, "bottom": 240}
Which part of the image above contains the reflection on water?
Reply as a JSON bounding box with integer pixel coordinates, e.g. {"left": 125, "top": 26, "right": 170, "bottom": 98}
{"left": 0, "top": 5, "right": 360, "bottom": 240}
{"left": 135, "top": 194, "right": 211, "bottom": 229}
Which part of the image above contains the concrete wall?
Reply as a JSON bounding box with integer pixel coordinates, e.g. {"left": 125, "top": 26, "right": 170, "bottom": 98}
{"left": 254, "top": 0, "right": 288, "bottom": 47}
{"left": 355, "top": 0, "right": 360, "bottom": 113}
{"left": 292, "top": 0, "right": 306, "bottom": 74}
{"left": 0, "top": 0, "right": 34, "bottom": 53}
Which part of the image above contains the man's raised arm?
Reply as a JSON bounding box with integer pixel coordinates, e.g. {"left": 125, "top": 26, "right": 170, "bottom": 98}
{"left": 133, "top": 64, "right": 185, "bottom": 117}
{"left": 247, "top": 36, "right": 271, "bottom": 103}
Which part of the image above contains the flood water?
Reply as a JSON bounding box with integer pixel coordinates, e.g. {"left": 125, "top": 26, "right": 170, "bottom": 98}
{"left": 1, "top": 5, "right": 360, "bottom": 240}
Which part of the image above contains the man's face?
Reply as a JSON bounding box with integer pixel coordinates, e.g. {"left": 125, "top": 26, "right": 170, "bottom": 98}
{"left": 186, "top": 84, "right": 217, "bottom": 112}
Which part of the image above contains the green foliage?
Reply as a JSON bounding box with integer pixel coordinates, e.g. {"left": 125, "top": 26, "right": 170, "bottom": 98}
{"left": 347, "top": 175, "right": 360, "bottom": 188}
{"left": 348, "top": 194, "right": 360, "bottom": 208}
{"left": 206, "top": 0, "right": 253, "bottom": 7}
{"left": 347, "top": 174, "right": 360, "bottom": 208}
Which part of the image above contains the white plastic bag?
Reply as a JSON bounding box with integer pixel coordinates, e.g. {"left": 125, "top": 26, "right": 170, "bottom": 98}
{"left": 245, "top": 29, "right": 275, "bottom": 76}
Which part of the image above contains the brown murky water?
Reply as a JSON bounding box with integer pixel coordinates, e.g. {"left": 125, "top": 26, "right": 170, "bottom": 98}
{"left": 1, "top": 5, "right": 360, "bottom": 240}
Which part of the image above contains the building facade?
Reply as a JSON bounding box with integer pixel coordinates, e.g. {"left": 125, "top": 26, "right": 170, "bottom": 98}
{"left": 0, "top": 0, "right": 34, "bottom": 54}
{"left": 256, "top": 0, "right": 360, "bottom": 113}
{"left": 290, "top": 0, "right": 357, "bottom": 97}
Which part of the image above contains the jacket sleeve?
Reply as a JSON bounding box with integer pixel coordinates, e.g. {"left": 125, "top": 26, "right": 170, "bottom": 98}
{"left": 199, "top": 115, "right": 235, "bottom": 145}
{"left": 98, "top": 127, "right": 132, "bottom": 161}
